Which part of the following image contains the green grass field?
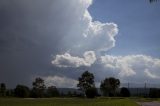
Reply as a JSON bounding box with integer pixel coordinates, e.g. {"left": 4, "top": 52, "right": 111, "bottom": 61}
{"left": 0, "top": 98, "right": 139, "bottom": 106}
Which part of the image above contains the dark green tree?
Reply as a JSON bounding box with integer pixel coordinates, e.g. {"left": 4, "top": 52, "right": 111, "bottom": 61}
{"left": 100, "top": 77, "right": 120, "bottom": 97}
{"left": 149, "top": 0, "right": 158, "bottom": 3}
{"left": 67, "top": 91, "right": 72, "bottom": 97}
{"left": 60, "top": 92, "right": 65, "bottom": 97}
{"left": 31, "top": 77, "right": 46, "bottom": 98}
{"left": 0, "top": 83, "right": 6, "bottom": 97}
{"left": 85, "top": 87, "right": 97, "bottom": 98}
{"left": 77, "top": 71, "right": 96, "bottom": 97}
{"left": 120, "top": 87, "right": 130, "bottom": 97}
{"left": 6, "top": 89, "right": 14, "bottom": 97}
{"left": 46, "top": 86, "right": 59, "bottom": 97}
{"left": 149, "top": 88, "right": 160, "bottom": 98}
{"left": 73, "top": 91, "right": 77, "bottom": 97}
{"left": 14, "top": 85, "right": 30, "bottom": 98}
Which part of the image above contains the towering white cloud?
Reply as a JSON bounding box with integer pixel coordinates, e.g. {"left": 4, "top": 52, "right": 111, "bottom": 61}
{"left": 51, "top": 0, "right": 118, "bottom": 68}
{"left": 52, "top": 51, "right": 96, "bottom": 67}
{"left": 82, "top": 10, "right": 118, "bottom": 52}
{"left": 48, "top": 0, "right": 160, "bottom": 85}
{"left": 57, "top": 0, "right": 118, "bottom": 52}
{"left": 0, "top": 0, "right": 118, "bottom": 87}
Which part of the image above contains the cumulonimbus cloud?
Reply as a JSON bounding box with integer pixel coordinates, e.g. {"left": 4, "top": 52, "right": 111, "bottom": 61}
{"left": 1, "top": 0, "right": 159, "bottom": 88}
{"left": 0, "top": 0, "right": 118, "bottom": 87}
{"left": 52, "top": 51, "right": 96, "bottom": 67}
{"left": 47, "top": 0, "right": 160, "bottom": 85}
{"left": 57, "top": 0, "right": 118, "bottom": 53}
{"left": 51, "top": 0, "right": 118, "bottom": 67}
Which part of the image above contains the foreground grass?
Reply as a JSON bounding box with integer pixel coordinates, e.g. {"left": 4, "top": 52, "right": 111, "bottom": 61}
{"left": 0, "top": 98, "right": 138, "bottom": 106}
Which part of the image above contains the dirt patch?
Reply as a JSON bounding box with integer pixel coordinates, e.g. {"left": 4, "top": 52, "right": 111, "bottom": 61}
{"left": 137, "top": 101, "right": 160, "bottom": 106}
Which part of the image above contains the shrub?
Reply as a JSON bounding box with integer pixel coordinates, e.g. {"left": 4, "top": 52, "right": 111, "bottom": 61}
{"left": 149, "top": 88, "right": 160, "bottom": 98}
{"left": 14, "top": 85, "right": 30, "bottom": 98}
{"left": 85, "top": 87, "right": 97, "bottom": 98}
{"left": 120, "top": 87, "right": 130, "bottom": 97}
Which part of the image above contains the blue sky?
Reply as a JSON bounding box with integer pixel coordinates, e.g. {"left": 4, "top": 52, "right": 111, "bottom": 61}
{"left": 89, "top": 0, "right": 160, "bottom": 57}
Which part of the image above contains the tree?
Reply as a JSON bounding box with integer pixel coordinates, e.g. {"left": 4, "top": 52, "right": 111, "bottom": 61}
{"left": 85, "top": 87, "right": 97, "bottom": 98}
{"left": 73, "top": 91, "right": 77, "bottom": 97}
{"left": 6, "top": 89, "right": 14, "bottom": 97}
{"left": 0, "top": 83, "right": 6, "bottom": 97}
{"left": 149, "top": 0, "right": 158, "bottom": 3}
{"left": 100, "top": 77, "right": 120, "bottom": 97}
{"left": 60, "top": 92, "right": 65, "bottom": 97}
{"left": 149, "top": 88, "right": 160, "bottom": 98}
{"left": 120, "top": 87, "right": 130, "bottom": 97}
{"left": 14, "top": 85, "right": 30, "bottom": 98}
{"left": 77, "top": 71, "right": 95, "bottom": 97}
{"left": 46, "top": 86, "right": 59, "bottom": 97}
{"left": 31, "top": 77, "right": 46, "bottom": 98}
{"left": 67, "top": 91, "right": 72, "bottom": 97}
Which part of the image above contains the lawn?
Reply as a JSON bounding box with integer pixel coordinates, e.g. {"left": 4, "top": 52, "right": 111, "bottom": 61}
{"left": 0, "top": 98, "right": 139, "bottom": 106}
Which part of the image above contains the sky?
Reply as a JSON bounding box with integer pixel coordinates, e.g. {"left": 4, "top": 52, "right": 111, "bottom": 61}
{"left": 0, "top": 0, "right": 160, "bottom": 88}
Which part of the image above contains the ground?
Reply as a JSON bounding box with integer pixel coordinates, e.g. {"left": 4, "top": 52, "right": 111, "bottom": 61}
{"left": 137, "top": 101, "right": 160, "bottom": 106}
{"left": 135, "top": 98, "right": 160, "bottom": 106}
{"left": 0, "top": 98, "right": 139, "bottom": 106}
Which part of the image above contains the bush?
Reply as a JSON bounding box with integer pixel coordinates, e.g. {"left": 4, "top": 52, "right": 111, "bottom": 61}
{"left": 46, "top": 86, "right": 59, "bottom": 97}
{"left": 85, "top": 87, "right": 97, "bottom": 98}
{"left": 149, "top": 88, "right": 160, "bottom": 98}
{"left": 14, "top": 85, "right": 30, "bottom": 98}
{"left": 120, "top": 87, "right": 130, "bottom": 97}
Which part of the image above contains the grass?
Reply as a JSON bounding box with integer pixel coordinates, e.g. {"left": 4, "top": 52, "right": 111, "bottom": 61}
{"left": 0, "top": 98, "right": 139, "bottom": 106}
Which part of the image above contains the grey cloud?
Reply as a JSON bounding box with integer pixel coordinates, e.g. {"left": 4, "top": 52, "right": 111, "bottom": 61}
{"left": 1, "top": 0, "right": 159, "bottom": 88}
{"left": 0, "top": 0, "right": 70, "bottom": 87}
{"left": 0, "top": 0, "right": 117, "bottom": 87}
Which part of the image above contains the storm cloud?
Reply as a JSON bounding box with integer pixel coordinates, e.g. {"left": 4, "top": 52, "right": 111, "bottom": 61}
{"left": 0, "top": 0, "right": 159, "bottom": 88}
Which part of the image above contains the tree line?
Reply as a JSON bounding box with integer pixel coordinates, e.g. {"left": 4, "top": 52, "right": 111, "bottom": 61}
{"left": 1, "top": 71, "right": 160, "bottom": 98}
{"left": 0, "top": 78, "right": 59, "bottom": 98}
